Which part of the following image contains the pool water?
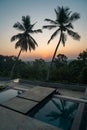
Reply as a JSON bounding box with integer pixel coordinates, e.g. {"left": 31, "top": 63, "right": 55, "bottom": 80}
{"left": 28, "top": 95, "right": 78, "bottom": 130}
{"left": 0, "top": 89, "right": 23, "bottom": 103}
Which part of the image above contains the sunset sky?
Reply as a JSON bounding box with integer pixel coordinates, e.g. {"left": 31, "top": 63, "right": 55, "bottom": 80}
{"left": 0, "top": 0, "right": 87, "bottom": 61}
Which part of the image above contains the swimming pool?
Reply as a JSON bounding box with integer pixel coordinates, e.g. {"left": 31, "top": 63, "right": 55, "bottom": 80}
{"left": 28, "top": 95, "right": 78, "bottom": 130}
{"left": 0, "top": 89, "right": 23, "bottom": 103}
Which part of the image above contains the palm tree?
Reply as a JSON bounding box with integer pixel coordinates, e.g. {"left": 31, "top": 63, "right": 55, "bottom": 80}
{"left": 43, "top": 6, "right": 80, "bottom": 80}
{"left": 10, "top": 15, "right": 42, "bottom": 79}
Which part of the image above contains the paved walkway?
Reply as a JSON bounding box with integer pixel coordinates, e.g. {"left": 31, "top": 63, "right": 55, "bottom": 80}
{"left": 58, "top": 88, "right": 84, "bottom": 98}
{"left": 2, "top": 97, "right": 38, "bottom": 114}
{"left": 0, "top": 106, "right": 61, "bottom": 130}
{"left": 19, "top": 86, "right": 55, "bottom": 102}
{"left": 2, "top": 86, "right": 55, "bottom": 114}
{"left": 0, "top": 86, "right": 62, "bottom": 130}
{"left": 0, "top": 80, "right": 86, "bottom": 130}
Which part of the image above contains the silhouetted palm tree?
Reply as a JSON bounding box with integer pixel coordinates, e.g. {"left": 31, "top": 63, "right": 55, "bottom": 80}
{"left": 43, "top": 6, "right": 80, "bottom": 80}
{"left": 11, "top": 15, "right": 42, "bottom": 78}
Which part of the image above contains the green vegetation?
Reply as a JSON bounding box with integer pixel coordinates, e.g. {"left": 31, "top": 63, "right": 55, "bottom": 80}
{"left": 0, "top": 49, "right": 87, "bottom": 84}
{"left": 43, "top": 6, "right": 80, "bottom": 80}
{"left": 10, "top": 15, "right": 42, "bottom": 79}
{"left": 1, "top": 6, "right": 86, "bottom": 85}
{"left": 0, "top": 85, "right": 4, "bottom": 91}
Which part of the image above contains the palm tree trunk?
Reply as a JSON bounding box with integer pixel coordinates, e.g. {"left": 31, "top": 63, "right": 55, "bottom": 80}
{"left": 46, "top": 34, "right": 62, "bottom": 81}
{"left": 10, "top": 48, "right": 22, "bottom": 79}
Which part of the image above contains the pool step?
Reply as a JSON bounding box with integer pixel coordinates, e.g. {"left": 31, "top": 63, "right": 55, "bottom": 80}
{"left": 1, "top": 97, "right": 38, "bottom": 114}
{"left": 1, "top": 86, "right": 56, "bottom": 114}
{"left": 18, "top": 86, "right": 55, "bottom": 102}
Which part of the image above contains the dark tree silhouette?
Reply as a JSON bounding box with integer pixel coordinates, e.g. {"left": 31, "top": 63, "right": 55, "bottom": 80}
{"left": 54, "top": 54, "right": 68, "bottom": 67}
{"left": 43, "top": 6, "right": 80, "bottom": 80}
{"left": 10, "top": 15, "right": 42, "bottom": 78}
{"left": 78, "top": 49, "right": 87, "bottom": 65}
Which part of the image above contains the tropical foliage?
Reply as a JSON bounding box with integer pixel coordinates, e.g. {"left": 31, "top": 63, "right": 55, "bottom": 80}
{"left": 10, "top": 15, "right": 42, "bottom": 78}
{"left": 0, "top": 49, "right": 87, "bottom": 84}
{"left": 43, "top": 6, "right": 80, "bottom": 80}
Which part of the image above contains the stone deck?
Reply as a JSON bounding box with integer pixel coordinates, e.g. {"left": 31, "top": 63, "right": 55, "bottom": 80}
{"left": 19, "top": 86, "right": 55, "bottom": 102}
{"left": 2, "top": 97, "right": 38, "bottom": 114}
{"left": 0, "top": 106, "right": 62, "bottom": 130}
{"left": 0, "top": 86, "right": 61, "bottom": 130}
{"left": 1, "top": 86, "right": 55, "bottom": 114}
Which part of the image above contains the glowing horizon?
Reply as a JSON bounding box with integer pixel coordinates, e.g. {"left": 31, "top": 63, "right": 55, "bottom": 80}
{"left": 0, "top": 0, "right": 87, "bottom": 61}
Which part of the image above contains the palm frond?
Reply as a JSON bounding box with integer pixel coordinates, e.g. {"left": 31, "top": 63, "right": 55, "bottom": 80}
{"left": 22, "top": 15, "right": 30, "bottom": 25}
{"left": 61, "top": 32, "right": 67, "bottom": 46}
{"left": 67, "top": 29, "right": 80, "bottom": 40}
{"left": 48, "top": 29, "right": 60, "bottom": 44}
{"left": 13, "top": 22, "right": 25, "bottom": 31}
{"left": 21, "top": 39, "right": 28, "bottom": 52}
{"left": 27, "top": 35, "right": 38, "bottom": 51}
{"left": 15, "top": 38, "right": 28, "bottom": 51}
{"left": 43, "top": 25, "right": 57, "bottom": 30}
{"left": 22, "top": 15, "right": 31, "bottom": 30}
{"left": 22, "top": 16, "right": 26, "bottom": 22}
{"left": 57, "top": 7, "right": 70, "bottom": 24}
{"left": 64, "top": 6, "right": 71, "bottom": 17}
{"left": 44, "top": 18, "right": 57, "bottom": 25}
{"left": 11, "top": 33, "right": 23, "bottom": 42}
{"left": 28, "top": 38, "right": 36, "bottom": 51}
{"left": 54, "top": 6, "right": 61, "bottom": 20}
{"left": 70, "top": 12, "right": 80, "bottom": 22}
{"left": 30, "top": 29, "right": 42, "bottom": 33}
{"left": 28, "top": 22, "right": 37, "bottom": 31}
{"left": 65, "top": 23, "right": 73, "bottom": 29}
{"left": 15, "top": 40, "right": 21, "bottom": 49}
{"left": 29, "top": 35, "right": 38, "bottom": 46}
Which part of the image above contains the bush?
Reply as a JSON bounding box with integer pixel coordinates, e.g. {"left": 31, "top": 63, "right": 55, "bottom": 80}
{"left": 78, "top": 67, "right": 87, "bottom": 84}
{"left": 0, "top": 85, "right": 4, "bottom": 91}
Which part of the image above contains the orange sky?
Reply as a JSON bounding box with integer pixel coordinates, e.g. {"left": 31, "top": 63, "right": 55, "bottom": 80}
{"left": 0, "top": 0, "right": 87, "bottom": 61}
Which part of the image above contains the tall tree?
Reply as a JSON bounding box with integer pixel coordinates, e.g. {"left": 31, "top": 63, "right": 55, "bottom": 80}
{"left": 43, "top": 6, "right": 80, "bottom": 80}
{"left": 54, "top": 54, "right": 68, "bottom": 67}
{"left": 78, "top": 49, "right": 87, "bottom": 65}
{"left": 10, "top": 15, "right": 42, "bottom": 78}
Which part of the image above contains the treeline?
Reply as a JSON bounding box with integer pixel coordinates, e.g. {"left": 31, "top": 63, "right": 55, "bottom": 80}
{"left": 0, "top": 49, "right": 87, "bottom": 84}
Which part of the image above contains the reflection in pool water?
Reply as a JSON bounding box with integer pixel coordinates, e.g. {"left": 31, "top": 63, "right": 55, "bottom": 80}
{"left": 28, "top": 96, "right": 78, "bottom": 130}
{"left": 0, "top": 89, "right": 23, "bottom": 103}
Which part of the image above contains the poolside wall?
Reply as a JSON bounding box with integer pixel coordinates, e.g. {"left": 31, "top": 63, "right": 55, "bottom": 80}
{"left": 19, "top": 79, "right": 86, "bottom": 92}
{"left": 71, "top": 103, "right": 87, "bottom": 130}
{"left": 0, "top": 77, "right": 10, "bottom": 81}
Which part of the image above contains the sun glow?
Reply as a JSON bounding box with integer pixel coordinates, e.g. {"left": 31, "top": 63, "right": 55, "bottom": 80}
{"left": 0, "top": 0, "right": 87, "bottom": 61}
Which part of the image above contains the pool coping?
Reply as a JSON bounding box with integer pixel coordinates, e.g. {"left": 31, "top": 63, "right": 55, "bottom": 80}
{"left": 0, "top": 106, "right": 62, "bottom": 130}
{"left": 70, "top": 88, "right": 87, "bottom": 130}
